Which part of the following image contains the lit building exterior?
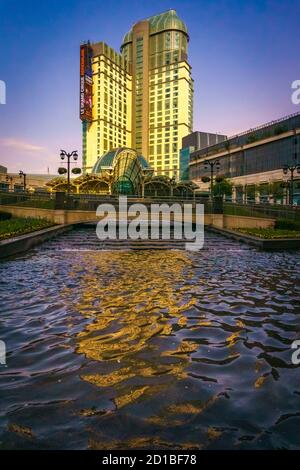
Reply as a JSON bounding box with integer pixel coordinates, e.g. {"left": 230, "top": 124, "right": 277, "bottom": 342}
{"left": 81, "top": 42, "right": 132, "bottom": 172}
{"left": 46, "top": 147, "right": 196, "bottom": 197}
{"left": 80, "top": 10, "right": 194, "bottom": 179}
{"left": 121, "top": 10, "right": 193, "bottom": 178}
{"left": 189, "top": 112, "right": 300, "bottom": 204}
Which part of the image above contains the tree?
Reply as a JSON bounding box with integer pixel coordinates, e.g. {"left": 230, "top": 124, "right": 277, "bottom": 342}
{"left": 269, "top": 181, "right": 284, "bottom": 199}
{"left": 245, "top": 184, "right": 257, "bottom": 201}
{"left": 213, "top": 178, "right": 233, "bottom": 197}
{"left": 259, "top": 183, "right": 271, "bottom": 197}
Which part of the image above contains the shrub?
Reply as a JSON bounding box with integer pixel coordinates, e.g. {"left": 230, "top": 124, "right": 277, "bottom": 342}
{"left": 237, "top": 227, "right": 300, "bottom": 239}
{"left": 275, "top": 218, "right": 300, "bottom": 230}
{"left": 0, "top": 211, "right": 12, "bottom": 221}
{"left": 0, "top": 217, "right": 54, "bottom": 240}
{"left": 246, "top": 134, "right": 258, "bottom": 144}
{"left": 201, "top": 176, "right": 210, "bottom": 183}
{"left": 215, "top": 175, "right": 224, "bottom": 183}
{"left": 274, "top": 125, "right": 288, "bottom": 135}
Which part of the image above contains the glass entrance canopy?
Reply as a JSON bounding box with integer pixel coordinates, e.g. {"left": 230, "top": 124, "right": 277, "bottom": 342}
{"left": 92, "top": 147, "right": 153, "bottom": 195}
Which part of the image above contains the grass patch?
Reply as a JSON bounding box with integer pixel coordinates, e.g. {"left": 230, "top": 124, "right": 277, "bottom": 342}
{"left": 236, "top": 227, "right": 300, "bottom": 239}
{"left": 0, "top": 217, "right": 55, "bottom": 241}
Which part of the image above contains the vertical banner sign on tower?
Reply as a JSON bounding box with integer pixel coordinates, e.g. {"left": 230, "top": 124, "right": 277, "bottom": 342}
{"left": 80, "top": 44, "right": 93, "bottom": 121}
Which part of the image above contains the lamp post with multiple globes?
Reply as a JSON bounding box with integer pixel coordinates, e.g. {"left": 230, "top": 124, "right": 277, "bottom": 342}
{"left": 59, "top": 150, "right": 78, "bottom": 195}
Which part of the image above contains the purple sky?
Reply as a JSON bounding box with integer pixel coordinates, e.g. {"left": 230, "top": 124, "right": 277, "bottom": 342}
{"left": 0, "top": 0, "right": 299, "bottom": 173}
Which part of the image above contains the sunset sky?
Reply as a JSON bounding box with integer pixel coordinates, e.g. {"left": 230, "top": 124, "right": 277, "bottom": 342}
{"left": 0, "top": 0, "right": 299, "bottom": 173}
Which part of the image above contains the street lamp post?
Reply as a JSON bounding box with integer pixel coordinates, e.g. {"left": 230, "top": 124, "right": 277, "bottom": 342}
{"left": 60, "top": 150, "right": 78, "bottom": 195}
{"left": 283, "top": 164, "right": 300, "bottom": 205}
{"left": 6, "top": 175, "right": 13, "bottom": 191}
{"left": 19, "top": 170, "right": 27, "bottom": 192}
{"left": 204, "top": 159, "right": 220, "bottom": 199}
{"left": 170, "top": 176, "right": 177, "bottom": 197}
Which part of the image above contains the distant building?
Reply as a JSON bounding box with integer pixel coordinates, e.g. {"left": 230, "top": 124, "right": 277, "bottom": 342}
{"left": 189, "top": 112, "right": 300, "bottom": 204}
{"left": 0, "top": 169, "right": 56, "bottom": 193}
{"left": 182, "top": 131, "right": 227, "bottom": 150}
{"left": 80, "top": 10, "right": 194, "bottom": 179}
{"left": 180, "top": 131, "right": 227, "bottom": 181}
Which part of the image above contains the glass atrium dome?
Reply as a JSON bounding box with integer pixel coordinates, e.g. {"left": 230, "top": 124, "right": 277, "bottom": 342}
{"left": 92, "top": 147, "right": 153, "bottom": 195}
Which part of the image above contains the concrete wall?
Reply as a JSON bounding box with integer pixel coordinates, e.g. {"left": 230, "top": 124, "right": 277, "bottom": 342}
{"left": 0, "top": 205, "right": 57, "bottom": 223}
{"left": 0, "top": 225, "right": 73, "bottom": 259}
{"left": 224, "top": 215, "right": 275, "bottom": 229}
{"left": 0, "top": 205, "right": 64, "bottom": 224}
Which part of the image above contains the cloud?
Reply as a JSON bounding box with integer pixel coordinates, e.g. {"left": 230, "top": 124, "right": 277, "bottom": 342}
{"left": 0, "top": 138, "right": 45, "bottom": 152}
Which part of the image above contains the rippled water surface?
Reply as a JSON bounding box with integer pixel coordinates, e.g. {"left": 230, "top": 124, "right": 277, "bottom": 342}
{"left": 0, "top": 227, "right": 300, "bottom": 449}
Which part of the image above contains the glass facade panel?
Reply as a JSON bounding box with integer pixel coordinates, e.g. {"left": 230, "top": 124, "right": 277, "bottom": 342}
{"left": 190, "top": 114, "right": 300, "bottom": 181}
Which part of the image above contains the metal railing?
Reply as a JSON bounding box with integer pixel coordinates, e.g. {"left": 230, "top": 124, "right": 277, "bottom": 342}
{"left": 1, "top": 191, "right": 300, "bottom": 221}
{"left": 224, "top": 202, "right": 300, "bottom": 221}
{"left": 65, "top": 195, "right": 215, "bottom": 213}
{"left": 228, "top": 111, "right": 300, "bottom": 140}
{"left": 0, "top": 191, "right": 54, "bottom": 208}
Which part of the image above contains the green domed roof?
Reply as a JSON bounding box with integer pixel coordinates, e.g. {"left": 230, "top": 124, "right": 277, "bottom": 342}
{"left": 122, "top": 30, "right": 133, "bottom": 46}
{"left": 122, "top": 10, "right": 188, "bottom": 46}
{"left": 148, "top": 10, "right": 188, "bottom": 36}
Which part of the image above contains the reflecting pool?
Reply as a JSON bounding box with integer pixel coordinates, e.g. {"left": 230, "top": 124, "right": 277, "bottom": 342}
{"left": 0, "top": 227, "right": 300, "bottom": 449}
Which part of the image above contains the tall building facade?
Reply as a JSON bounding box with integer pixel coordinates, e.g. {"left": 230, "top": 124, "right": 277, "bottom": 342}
{"left": 81, "top": 42, "right": 132, "bottom": 171}
{"left": 80, "top": 10, "right": 194, "bottom": 178}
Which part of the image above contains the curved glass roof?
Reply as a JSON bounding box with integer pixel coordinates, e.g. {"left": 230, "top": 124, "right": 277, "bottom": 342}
{"left": 93, "top": 150, "right": 116, "bottom": 171}
{"left": 92, "top": 147, "right": 151, "bottom": 174}
{"left": 122, "top": 10, "right": 188, "bottom": 46}
{"left": 137, "top": 155, "right": 150, "bottom": 169}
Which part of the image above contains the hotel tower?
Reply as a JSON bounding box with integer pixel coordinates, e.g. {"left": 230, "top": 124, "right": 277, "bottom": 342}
{"left": 80, "top": 10, "right": 194, "bottom": 179}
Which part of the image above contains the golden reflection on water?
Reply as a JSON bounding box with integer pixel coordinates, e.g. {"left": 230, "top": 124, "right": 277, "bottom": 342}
{"left": 88, "top": 435, "right": 203, "bottom": 450}
{"left": 65, "top": 251, "right": 199, "bottom": 408}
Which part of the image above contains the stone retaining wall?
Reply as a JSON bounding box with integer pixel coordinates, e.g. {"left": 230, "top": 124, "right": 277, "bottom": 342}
{"left": 0, "top": 225, "right": 73, "bottom": 259}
